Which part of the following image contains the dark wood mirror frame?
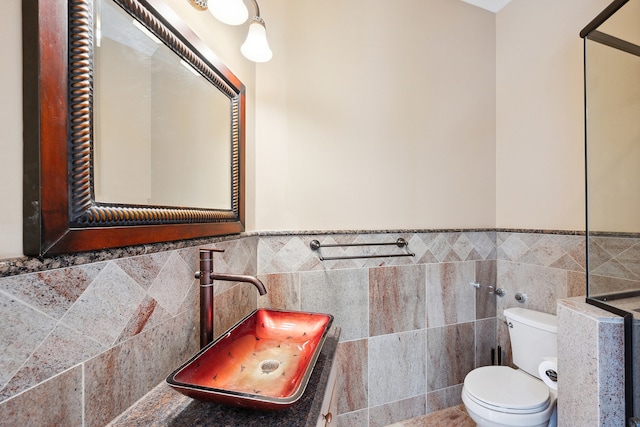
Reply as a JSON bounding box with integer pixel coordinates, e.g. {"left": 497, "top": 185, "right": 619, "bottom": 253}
{"left": 22, "top": 0, "right": 246, "bottom": 256}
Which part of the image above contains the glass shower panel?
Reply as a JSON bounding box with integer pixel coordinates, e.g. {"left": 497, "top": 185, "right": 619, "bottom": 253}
{"left": 584, "top": 1, "right": 640, "bottom": 420}
{"left": 585, "top": 38, "right": 640, "bottom": 299}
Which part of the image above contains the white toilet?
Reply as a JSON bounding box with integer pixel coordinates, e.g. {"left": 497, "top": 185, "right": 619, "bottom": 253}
{"left": 461, "top": 307, "right": 558, "bottom": 427}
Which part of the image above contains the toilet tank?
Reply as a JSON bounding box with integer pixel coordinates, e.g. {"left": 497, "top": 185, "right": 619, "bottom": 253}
{"left": 504, "top": 307, "right": 557, "bottom": 379}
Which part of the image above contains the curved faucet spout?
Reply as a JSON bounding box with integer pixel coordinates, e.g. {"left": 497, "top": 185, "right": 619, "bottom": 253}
{"left": 210, "top": 273, "right": 267, "bottom": 296}
{"left": 196, "top": 249, "right": 268, "bottom": 348}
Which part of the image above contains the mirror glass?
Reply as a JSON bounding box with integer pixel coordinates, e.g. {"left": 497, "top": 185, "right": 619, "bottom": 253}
{"left": 22, "top": 0, "right": 245, "bottom": 256}
{"left": 94, "top": 0, "right": 231, "bottom": 208}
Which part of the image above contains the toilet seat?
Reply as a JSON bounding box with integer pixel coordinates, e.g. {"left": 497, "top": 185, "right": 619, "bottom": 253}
{"left": 464, "top": 366, "right": 550, "bottom": 414}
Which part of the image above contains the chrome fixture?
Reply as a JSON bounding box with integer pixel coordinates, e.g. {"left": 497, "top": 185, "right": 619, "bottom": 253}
{"left": 472, "top": 283, "right": 504, "bottom": 296}
{"left": 188, "top": 0, "right": 272, "bottom": 62}
{"left": 514, "top": 292, "right": 527, "bottom": 303}
{"left": 195, "top": 248, "right": 267, "bottom": 348}
{"left": 188, "top": 0, "right": 208, "bottom": 11}
{"left": 544, "top": 368, "right": 557, "bottom": 383}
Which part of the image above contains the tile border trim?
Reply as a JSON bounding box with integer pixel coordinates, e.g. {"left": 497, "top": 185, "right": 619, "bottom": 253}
{"left": 1, "top": 228, "right": 584, "bottom": 277}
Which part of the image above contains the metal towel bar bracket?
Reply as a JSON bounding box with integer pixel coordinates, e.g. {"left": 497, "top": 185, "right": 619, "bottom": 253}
{"left": 310, "top": 238, "right": 415, "bottom": 261}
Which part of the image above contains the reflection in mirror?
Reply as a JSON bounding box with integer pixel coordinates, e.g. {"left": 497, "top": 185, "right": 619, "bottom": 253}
{"left": 94, "top": 0, "right": 231, "bottom": 208}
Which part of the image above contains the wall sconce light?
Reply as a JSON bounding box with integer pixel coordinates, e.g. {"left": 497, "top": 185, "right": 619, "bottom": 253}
{"left": 188, "top": 0, "right": 272, "bottom": 62}
{"left": 209, "top": 0, "right": 248, "bottom": 25}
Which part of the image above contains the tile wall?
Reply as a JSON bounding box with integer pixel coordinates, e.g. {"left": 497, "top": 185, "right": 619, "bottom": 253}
{"left": 0, "top": 237, "right": 258, "bottom": 427}
{"left": 557, "top": 298, "right": 626, "bottom": 426}
{"left": 0, "top": 230, "right": 586, "bottom": 427}
{"left": 256, "top": 232, "right": 498, "bottom": 427}
{"left": 588, "top": 234, "right": 640, "bottom": 296}
{"left": 256, "top": 230, "right": 585, "bottom": 426}
{"left": 494, "top": 232, "right": 586, "bottom": 361}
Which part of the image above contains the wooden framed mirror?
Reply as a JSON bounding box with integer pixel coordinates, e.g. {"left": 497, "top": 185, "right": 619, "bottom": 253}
{"left": 22, "top": 0, "right": 245, "bottom": 256}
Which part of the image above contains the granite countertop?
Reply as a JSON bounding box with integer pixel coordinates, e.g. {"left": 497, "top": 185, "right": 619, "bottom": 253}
{"left": 107, "top": 326, "right": 341, "bottom": 427}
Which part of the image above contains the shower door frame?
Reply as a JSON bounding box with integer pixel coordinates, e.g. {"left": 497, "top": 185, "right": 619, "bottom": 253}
{"left": 582, "top": 0, "right": 638, "bottom": 422}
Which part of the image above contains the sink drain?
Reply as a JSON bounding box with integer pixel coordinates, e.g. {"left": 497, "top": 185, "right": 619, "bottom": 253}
{"left": 259, "top": 360, "right": 280, "bottom": 373}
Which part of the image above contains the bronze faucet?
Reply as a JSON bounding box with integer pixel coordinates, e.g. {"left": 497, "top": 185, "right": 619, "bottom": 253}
{"left": 196, "top": 249, "right": 267, "bottom": 348}
{"left": 209, "top": 272, "right": 267, "bottom": 295}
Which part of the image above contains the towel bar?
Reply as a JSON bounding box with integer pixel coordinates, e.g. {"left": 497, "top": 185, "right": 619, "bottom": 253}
{"left": 309, "top": 238, "right": 415, "bottom": 261}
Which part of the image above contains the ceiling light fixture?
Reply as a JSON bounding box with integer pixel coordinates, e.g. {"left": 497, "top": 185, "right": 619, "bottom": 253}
{"left": 188, "top": 0, "right": 272, "bottom": 63}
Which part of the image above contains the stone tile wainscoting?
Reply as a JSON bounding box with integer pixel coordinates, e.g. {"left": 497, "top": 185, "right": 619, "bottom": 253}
{"left": 257, "top": 232, "right": 499, "bottom": 427}
{"left": 494, "top": 231, "right": 587, "bottom": 361}
{"left": 0, "top": 230, "right": 586, "bottom": 426}
{"left": 0, "top": 237, "right": 258, "bottom": 427}
{"left": 588, "top": 234, "right": 640, "bottom": 296}
{"left": 256, "top": 231, "right": 585, "bottom": 426}
{"left": 557, "top": 298, "right": 626, "bottom": 426}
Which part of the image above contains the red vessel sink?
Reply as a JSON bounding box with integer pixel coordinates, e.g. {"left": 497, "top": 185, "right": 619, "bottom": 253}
{"left": 166, "top": 309, "right": 333, "bottom": 410}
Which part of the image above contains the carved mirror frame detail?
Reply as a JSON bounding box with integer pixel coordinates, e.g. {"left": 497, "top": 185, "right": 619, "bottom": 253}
{"left": 23, "top": 0, "right": 246, "bottom": 256}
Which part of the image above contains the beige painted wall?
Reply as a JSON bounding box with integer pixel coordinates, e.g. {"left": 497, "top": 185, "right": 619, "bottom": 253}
{"left": 0, "top": 0, "right": 625, "bottom": 257}
{"left": 254, "top": 0, "right": 497, "bottom": 231}
{"left": 495, "top": 0, "right": 611, "bottom": 230}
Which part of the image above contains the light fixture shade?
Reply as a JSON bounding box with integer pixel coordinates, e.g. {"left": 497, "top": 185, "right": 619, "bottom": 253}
{"left": 241, "top": 18, "right": 273, "bottom": 62}
{"left": 208, "top": 0, "right": 248, "bottom": 25}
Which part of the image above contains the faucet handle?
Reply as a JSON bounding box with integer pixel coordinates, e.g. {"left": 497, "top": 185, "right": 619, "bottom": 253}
{"left": 200, "top": 248, "right": 225, "bottom": 254}
{"left": 197, "top": 248, "right": 225, "bottom": 264}
{"left": 196, "top": 248, "right": 226, "bottom": 282}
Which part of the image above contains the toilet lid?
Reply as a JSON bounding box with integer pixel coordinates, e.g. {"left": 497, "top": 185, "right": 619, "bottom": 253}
{"left": 464, "top": 366, "right": 550, "bottom": 414}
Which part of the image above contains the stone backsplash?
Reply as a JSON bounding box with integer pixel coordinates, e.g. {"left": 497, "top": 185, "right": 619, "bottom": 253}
{"left": 0, "top": 230, "right": 587, "bottom": 427}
